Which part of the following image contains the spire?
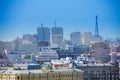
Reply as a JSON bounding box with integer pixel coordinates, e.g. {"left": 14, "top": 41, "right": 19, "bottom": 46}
{"left": 54, "top": 21, "right": 56, "bottom": 27}
{"left": 95, "top": 15, "right": 99, "bottom": 37}
{"left": 41, "top": 22, "right": 43, "bottom": 27}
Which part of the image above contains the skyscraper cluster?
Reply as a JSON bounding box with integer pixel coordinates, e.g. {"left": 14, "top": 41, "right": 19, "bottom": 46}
{"left": 37, "top": 22, "right": 63, "bottom": 48}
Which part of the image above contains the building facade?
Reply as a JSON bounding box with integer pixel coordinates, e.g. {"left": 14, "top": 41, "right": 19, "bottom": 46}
{"left": 37, "top": 24, "right": 50, "bottom": 43}
{"left": 81, "top": 32, "right": 92, "bottom": 45}
{"left": 37, "top": 47, "right": 58, "bottom": 62}
{"left": 51, "top": 27, "right": 63, "bottom": 48}
{"left": 76, "top": 63, "right": 119, "bottom": 80}
{"left": 19, "top": 40, "right": 37, "bottom": 54}
{"left": 92, "top": 42, "right": 110, "bottom": 63}
{"left": 70, "top": 32, "right": 81, "bottom": 45}
{"left": 56, "top": 45, "right": 91, "bottom": 59}
{"left": 0, "top": 41, "right": 4, "bottom": 53}
{"left": 0, "top": 69, "right": 84, "bottom": 80}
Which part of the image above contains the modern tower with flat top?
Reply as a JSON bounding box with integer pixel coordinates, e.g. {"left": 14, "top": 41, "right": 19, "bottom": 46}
{"left": 37, "top": 23, "right": 50, "bottom": 46}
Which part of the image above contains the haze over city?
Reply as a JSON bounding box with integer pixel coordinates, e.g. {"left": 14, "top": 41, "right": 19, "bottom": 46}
{"left": 0, "top": 0, "right": 120, "bottom": 41}
{"left": 1, "top": 1, "right": 120, "bottom": 80}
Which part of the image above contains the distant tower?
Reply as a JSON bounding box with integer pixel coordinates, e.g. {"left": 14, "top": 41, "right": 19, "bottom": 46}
{"left": 41, "top": 22, "right": 43, "bottom": 27}
{"left": 92, "top": 15, "right": 103, "bottom": 43}
{"left": 54, "top": 21, "right": 56, "bottom": 27}
{"left": 37, "top": 23, "right": 50, "bottom": 43}
{"left": 95, "top": 15, "right": 99, "bottom": 37}
{"left": 70, "top": 32, "right": 81, "bottom": 45}
{"left": 51, "top": 21, "right": 63, "bottom": 48}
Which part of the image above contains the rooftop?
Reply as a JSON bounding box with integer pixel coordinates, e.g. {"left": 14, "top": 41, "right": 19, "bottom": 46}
{"left": 0, "top": 70, "right": 43, "bottom": 74}
{"left": 0, "top": 68, "right": 83, "bottom": 74}
{"left": 76, "top": 63, "right": 114, "bottom": 67}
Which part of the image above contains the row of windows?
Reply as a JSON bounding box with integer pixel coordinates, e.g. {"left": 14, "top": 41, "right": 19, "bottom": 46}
{"left": 13, "top": 74, "right": 83, "bottom": 80}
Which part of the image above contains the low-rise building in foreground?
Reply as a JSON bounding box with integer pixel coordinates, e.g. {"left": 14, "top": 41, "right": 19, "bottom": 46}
{"left": 0, "top": 69, "right": 84, "bottom": 80}
{"left": 76, "top": 63, "right": 119, "bottom": 80}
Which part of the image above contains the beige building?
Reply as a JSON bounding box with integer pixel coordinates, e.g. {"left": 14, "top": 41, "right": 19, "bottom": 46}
{"left": 0, "top": 69, "right": 84, "bottom": 80}
{"left": 81, "top": 32, "right": 92, "bottom": 45}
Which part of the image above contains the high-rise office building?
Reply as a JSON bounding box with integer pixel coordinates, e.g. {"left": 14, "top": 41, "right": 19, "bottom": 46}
{"left": 70, "top": 32, "right": 81, "bottom": 45}
{"left": 51, "top": 22, "right": 63, "bottom": 48}
{"left": 37, "top": 23, "right": 50, "bottom": 43}
{"left": 0, "top": 41, "right": 4, "bottom": 53}
{"left": 14, "top": 37, "right": 21, "bottom": 52}
{"left": 81, "top": 32, "right": 92, "bottom": 45}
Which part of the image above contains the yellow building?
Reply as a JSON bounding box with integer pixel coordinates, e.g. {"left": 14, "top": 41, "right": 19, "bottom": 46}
{"left": 0, "top": 69, "right": 84, "bottom": 80}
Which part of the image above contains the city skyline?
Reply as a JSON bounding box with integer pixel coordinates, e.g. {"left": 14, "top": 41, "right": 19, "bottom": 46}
{"left": 0, "top": 0, "right": 120, "bottom": 41}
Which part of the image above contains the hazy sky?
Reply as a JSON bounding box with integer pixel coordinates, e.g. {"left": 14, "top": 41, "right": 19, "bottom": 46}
{"left": 0, "top": 0, "right": 120, "bottom": 41}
